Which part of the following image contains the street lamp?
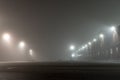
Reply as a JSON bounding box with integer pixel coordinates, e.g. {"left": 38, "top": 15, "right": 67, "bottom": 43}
{"left": 71, "top": 53, "right": 75, "bottom": 58}
{"left": 19, "top": 41, "right": 25, "bottom": 49}
{"left": 2, "top": 33, "right": 11, "bottom": 42}
{"left": 85, "top": 44, "right": 88, "bottom": 47}
{"left": 93, "top": 38, "right": 97, "bottom": 42}
{"left": 70, "top": 45, "right": 75, "bottom": 50}
{"left": 99, "top": 34, "right": 104, "bottom": 48}
{"left": 82, "top": 46, "right": 85, "bottom": 49}
{"left": 88, "top": 42, "right": 91, "bottom": 45}
{"left": 29, "top": 49, "right": 33, "bottom": 56}
{"left": 110, "top": 26, "right": 118, "bottom": 43}
{"left": 99, "top": 34, "right": 104, "bottom": 39}
{"left": 110, "top": 26, "right": 116, "bottom": 32}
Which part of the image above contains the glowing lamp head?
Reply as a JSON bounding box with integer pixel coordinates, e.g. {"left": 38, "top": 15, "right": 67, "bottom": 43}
{"left": 72, "top": 53, "right": 75, "bottom": 58}
{"left": 110, "top": 26, "right": 116, "bottom": 32}
{"left": 82, "top": 46, "right": 85, "bottom": 49}
{"left": 88, "top": 42, "right": 91, "bottom": 45}
{"left": 19, "top": 41, "right": 25, "bottom": 49}
{"left": 93, "top": 39, "right": 97, "bottom": 42}
{"left": 2, "top": 33, "right": 11, "bottom": 42}
{"left": 70, "top": 45, "right": 75, "bottom": 50}
{"left": 99, "top": 34, "right": 104, "bottom": 38}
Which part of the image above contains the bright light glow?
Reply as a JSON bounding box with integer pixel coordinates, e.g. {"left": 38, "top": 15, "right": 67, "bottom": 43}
{"left": 93, "top": 38, "right": 97, "bottom": 42}
{"left": 99, "top": 34, "right": 104, "bottom": 38}
{"left": 2, "top": 33, "right": 11, "bottom": 42}
{"left": 19, "top": 41, "right": 25, "bottom": 49}
{"left": 70, "top": 45, "right": 75, "bottom": 50}
{"left": 72, "top": 53, "right": 75, "bottom": 58}
{"left": 85, "top": 44, "right": 88, "bottom": 48}
{"left": 29, "top": 49, "right": 33, "bottom": 56}
{"left": 110, "top": 26, "right": 116, "bottom": 32}
{"left": 88, "top": 42, "right": 91, "bottom": 45}
{"left": 82, "top": 46, "right": 85, "bottom": 49}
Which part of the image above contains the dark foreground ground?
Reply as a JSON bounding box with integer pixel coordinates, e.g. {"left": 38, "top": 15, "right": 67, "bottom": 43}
{"left": 0, "top": 61, "right": 120, "bottom": 80}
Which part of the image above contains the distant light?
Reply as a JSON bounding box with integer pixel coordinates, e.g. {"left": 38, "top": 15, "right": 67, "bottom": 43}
{"left": 70, "top": 45, "right": 75, "bottom": 50}
{"left": 110, "top": 26, "right": 116, "bottom": 32}
{"left": 78, "top": 49, "right": 81, "bottom": 51}
{"left": 29, "top": 49, "right": 33, "bottom": 56}
{"left": 19, "top": 41, "right": 25, "bottom": 49}
{"left": 2, "top": 33, "right": 11, "bottom": 42}
{"left": 110, "top": 49, "right": 113, "bottom": 54}
{"left": 93, "top": 38, "right": 97, "bottom": 42}
{"left": 72, "top": 53, "right": 75, "bottom": 58}
{"left": 116, "top": 47, "right": 118, "bottom": 52}
{"left": 82, "top": 46, "right": 85, "bottom": 49}
{"left": 85, "top": 44, "right": 88, "bottom": 48}
{"left": 88, "top": 42, "right": 91, "bottom": 45}
{"left": 99, "top": 34, "right": 104, "bottom": 38}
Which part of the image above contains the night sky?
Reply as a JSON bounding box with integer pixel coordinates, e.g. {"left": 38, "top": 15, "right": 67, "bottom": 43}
{"left": 0, "top": 0, "right": 120, "bottom": 61}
